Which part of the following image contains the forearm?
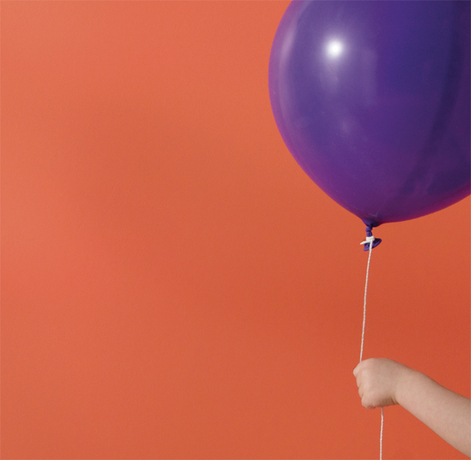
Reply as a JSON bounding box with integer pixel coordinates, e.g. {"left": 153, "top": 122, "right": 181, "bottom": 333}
{"left": 396, "top": 370, "right": 471, "bottom": 457}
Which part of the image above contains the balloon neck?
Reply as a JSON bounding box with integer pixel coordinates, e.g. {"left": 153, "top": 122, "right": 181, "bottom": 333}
{"left": 361, "top": 225, "right": 382, "bottom": 251}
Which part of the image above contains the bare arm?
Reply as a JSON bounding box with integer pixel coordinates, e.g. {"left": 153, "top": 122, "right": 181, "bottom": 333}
{"left": 353, "top": 358, "right": 471, "bottom": 457}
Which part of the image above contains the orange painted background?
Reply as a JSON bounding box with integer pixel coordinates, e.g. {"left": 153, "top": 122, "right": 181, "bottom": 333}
{"left": 2, "top": 2, "right": 469, "bottom": 459}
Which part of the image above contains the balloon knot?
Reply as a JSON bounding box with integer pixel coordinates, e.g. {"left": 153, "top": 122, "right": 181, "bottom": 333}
{"left": 361, "top": 227, "right": 382, "bottom": 251}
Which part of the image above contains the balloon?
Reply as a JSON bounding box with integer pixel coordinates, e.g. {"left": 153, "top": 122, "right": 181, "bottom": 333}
{"left": 269, "top": 0, "right": 470, "bottom": 228}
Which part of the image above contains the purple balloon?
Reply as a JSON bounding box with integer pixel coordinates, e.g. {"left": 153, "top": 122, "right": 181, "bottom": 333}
{"left": 269, "top": 0, "right": 470, "bottom": 228}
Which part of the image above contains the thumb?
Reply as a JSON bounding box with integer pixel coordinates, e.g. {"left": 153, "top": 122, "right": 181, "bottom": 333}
{"left": 353, "top": 363, "right": 361, "bottom": 378}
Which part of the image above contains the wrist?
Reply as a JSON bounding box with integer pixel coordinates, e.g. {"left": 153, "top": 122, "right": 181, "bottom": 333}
{"left": 394, "top": 366, "right": 421, "bottom": 407}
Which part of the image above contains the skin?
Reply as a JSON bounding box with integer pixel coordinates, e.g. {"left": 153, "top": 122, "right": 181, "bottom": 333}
{"left": 353, "top": 358, "right": 471, "bottom": 457}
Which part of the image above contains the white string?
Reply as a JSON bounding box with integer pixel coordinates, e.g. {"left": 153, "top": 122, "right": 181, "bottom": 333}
{"left": 359, "top": 236, "right": 374, "bottom": 363}
{"left": 359, "top": 235, "right": 384, "bottom": 460}
{"left": 380, "top": 407, "right": 384, "bottom": 460}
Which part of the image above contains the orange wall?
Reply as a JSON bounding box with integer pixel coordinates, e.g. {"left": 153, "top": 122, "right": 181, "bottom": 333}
{"left": 2, "top": 2, "right": 469, "bottom": 459}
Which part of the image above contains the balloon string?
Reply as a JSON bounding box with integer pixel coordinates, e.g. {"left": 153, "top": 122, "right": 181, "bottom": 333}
{"left": 359, "top": 238, "right": 373, "bottom": 363}
{"left": 380, "top": 408, "right": 384, "bottom": 460}
{"left": 359, "top": 235, "right": 384, "bottom": 460}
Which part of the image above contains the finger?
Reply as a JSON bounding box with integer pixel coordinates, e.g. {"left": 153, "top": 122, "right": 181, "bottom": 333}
{"left": 361, "top": 398, "right": 375, "bottom": 410}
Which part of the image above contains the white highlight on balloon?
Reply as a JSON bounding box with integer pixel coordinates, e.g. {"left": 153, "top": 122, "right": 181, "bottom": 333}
{"left": 326, "top": 40, "right": 344, "bottom": 58}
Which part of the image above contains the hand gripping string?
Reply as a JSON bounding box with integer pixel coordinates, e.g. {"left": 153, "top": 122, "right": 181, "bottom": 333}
{"left": 359, "top": 233, "right": 384, "bottom": 460}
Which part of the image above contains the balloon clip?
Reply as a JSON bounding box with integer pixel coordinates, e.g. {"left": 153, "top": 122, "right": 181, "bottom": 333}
{"left": 361, "top": 227, "right": 382, "bottom": 251}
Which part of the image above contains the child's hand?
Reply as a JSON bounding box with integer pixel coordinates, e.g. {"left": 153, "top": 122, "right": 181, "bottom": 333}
{"left": 354, "top": 359, "right": 471, "bottom": 456}
{"left": 353, "top": 358, "right": 414, "bottom": 409}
